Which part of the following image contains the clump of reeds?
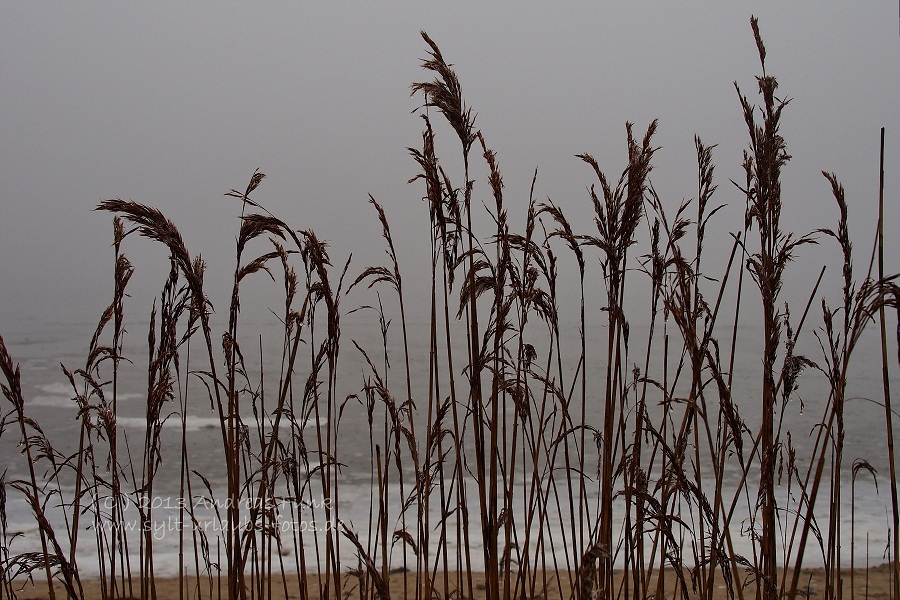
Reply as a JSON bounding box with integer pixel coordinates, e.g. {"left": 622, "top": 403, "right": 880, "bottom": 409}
{"left": 0, "top": 16, "right": 897, "bottom": 600}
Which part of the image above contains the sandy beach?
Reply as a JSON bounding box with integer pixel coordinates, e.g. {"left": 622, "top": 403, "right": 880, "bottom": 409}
{"left": 13, "top": 564, "right": 899, "bottom": 600}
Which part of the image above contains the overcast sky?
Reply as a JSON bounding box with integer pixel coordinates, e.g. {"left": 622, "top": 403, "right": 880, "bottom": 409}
{"left": 1, "top": 3, "right": 898, "bottom": 336}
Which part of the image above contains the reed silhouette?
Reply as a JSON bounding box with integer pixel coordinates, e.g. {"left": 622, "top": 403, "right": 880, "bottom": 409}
{"left": 1, "top": 18, "right": 898, "bottom": 600}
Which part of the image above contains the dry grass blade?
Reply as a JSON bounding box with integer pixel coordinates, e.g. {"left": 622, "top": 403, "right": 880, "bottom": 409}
{"left": 342, "top": 524, "right": 391, "bottom": 600}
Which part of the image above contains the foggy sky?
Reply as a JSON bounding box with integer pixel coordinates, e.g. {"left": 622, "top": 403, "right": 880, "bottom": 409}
{"left": 2, "top": 3, "right": 898, "bottom": 336}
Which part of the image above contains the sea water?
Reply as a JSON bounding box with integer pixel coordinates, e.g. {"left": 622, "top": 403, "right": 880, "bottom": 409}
{"left": 1, "top": 313, "right": 897, "bottom": 576}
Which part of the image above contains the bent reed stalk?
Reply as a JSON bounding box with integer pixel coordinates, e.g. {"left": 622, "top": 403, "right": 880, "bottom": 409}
{"left": 1, "top": 18, "right": 898, "bottom": 600}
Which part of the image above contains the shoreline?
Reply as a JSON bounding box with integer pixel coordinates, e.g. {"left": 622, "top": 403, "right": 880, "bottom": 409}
{"left": 13, "top": 563, "right": 898, "bottom": 600}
